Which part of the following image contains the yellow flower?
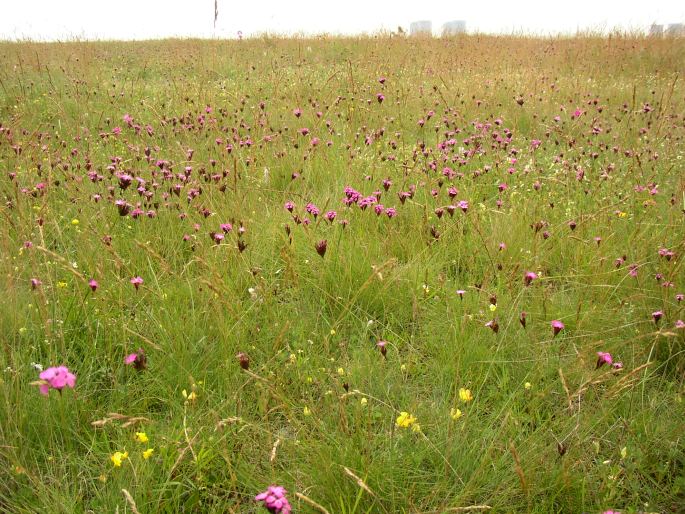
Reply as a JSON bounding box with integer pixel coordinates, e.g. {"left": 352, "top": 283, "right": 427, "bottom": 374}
{"left": 396, "top": 411, "right": 417, "bottom": 428}
{"left": 360, "top": 398, "right": 368, "bottom": 406}
{"left": 57, "top": 281, "right": 68, "bottom": 288}
{"left": 337, "top": 367, "right": 345, "bottom": 376}
{"left": 110, "top": 451, "right": 128, "bottom": 467}
{"left": 450, "top": 408, "right": 462, "bottom": 420}
{"left": 459, "top": 388, "right": 473, "bottom": 402}
{"left": 134, "top": 432, "right": 149, "bottom": 443}
{"left": 489, "top": 304, "right": 497, "bottom": 312}
{"left": 524, "top": 382, "right": 532, "bottom": 390}
{"left": 182, "top": 389, "right": 197, "bottom": 402}
{"left": 71, "top": 219, "right": 79, "bottom": 226}
{"left": 303, "top": 406, "right": 311, "bottom": 416}
{"left": 142, "top": 448, "right": 154, "bottom": 460}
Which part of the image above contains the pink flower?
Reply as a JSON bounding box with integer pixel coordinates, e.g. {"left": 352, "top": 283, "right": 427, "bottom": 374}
{"left": 124, "top": 348, "right": 147, "bottom": 370}
{"left": 130, "top": 276, "right": 144, "bottom": 290}
{"left": 305, "top": 203, "right": 320, "bottom": 218}
{"left": 596, "top": 352, "right": 613, "bottom": 369}
{"left": 37, "top": 366, "right": 76, "bottom": 396}
{"left": 255, "top": 485, "right": 291, "bottom": 514}
{"left": 551, "top": 320, "right": 564, "bottom": 336}
{"left": 523, "top": 271, "right": 538, "bottom": 286}
{"left": 377, "top": 340, "right": 388, "bottom": 358}
{"left": 485, "top": 320, "right": 499, "bottom": 334}
{"left": 456, "top": 289, "right": 466, "bottom": 299}
{"left": 88, "top": 279, "right": 99, "bottom": 292}
{"left": 30, "top": 278, "right": 42, "bottom": 290}
{"left": 652, "top": 311, "right": 663, "bottom": 324}
{"left": 315, "top": 240, "right": 327, "bottom": 257}
{"left": 675, "top": 320, "right": 685, "bottom": 329}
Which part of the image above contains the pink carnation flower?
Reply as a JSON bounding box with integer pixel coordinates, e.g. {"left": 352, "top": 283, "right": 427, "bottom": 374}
{"left": 37, "top": 366, "right": 76, "bottom": 396}
{"left": 255, "top": 485, "right": 291, "bottom": 514}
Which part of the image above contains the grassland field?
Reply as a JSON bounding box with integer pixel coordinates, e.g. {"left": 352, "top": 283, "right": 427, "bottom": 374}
{"left": 0, "top": 34, "right": 684, "bottom": 513}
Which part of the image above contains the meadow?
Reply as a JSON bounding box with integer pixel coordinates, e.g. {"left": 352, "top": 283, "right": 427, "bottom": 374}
{"left": 0, "top": 34, "right": 684, "bottom": 513}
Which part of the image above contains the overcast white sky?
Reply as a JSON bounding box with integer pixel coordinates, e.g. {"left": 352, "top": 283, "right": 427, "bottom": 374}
{"left": 1, "top": 0, "right": 684, "bottom": 41}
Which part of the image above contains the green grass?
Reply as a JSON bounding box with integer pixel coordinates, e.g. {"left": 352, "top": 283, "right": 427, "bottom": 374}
{"left": 0, "top": 34, "right": 684, "bottom": 513}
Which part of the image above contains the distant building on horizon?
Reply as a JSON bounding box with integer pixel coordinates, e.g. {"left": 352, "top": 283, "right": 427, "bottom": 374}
{"left": 665, "top": 23, "right": 684, "bottom": 37}
{"left": 649, "top": 24, "right": 663, "bottom": 37}
{"left": 410, "top": 21, "right": 432, "bottom": 36}
{"left": 442, "top": 20, "right": 466, "bottom": 36}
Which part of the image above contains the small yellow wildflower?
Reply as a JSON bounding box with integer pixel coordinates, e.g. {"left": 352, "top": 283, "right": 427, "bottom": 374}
{"left": 450, "top": 408, "right": 462, "bottom": 420}
{"left": 489, "top": 304, "right": 497, "bottom": 312}
{"left": 134, "top": 432, "right": 149, "bottom": 444}
{"left": 182, "top": 389, "right": 197, "bottom": 402}
{"left": 142, "top": 448, "right": 154, "bottom": 460}
{"left": 71, "top": 219, "right": 79, "bottom": 226}
{"left": 57, "top": 281, "right": 68, "bottom": 288}
{"left": 524, "top": 382, "right": 532, "bottom": 390}
{"left": 337, "top": 367, "right": 345, "bottom": 376}
{"left": 303, "top": 406, "right": 311, "bottom": 416}
{"left": 459, "top": 388, "right": 473, "bottom": 402}
{"left": 396, "top": 411, "right": 417, "bottom": 428}
{"left": 330, "top": 329, "right": 336, "bottom": 335}
{"left": 360, "top": 398, "right": 368, "bottom": 406}
{"left": 110, "top": 451, "right": 128, "bottom": 467}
